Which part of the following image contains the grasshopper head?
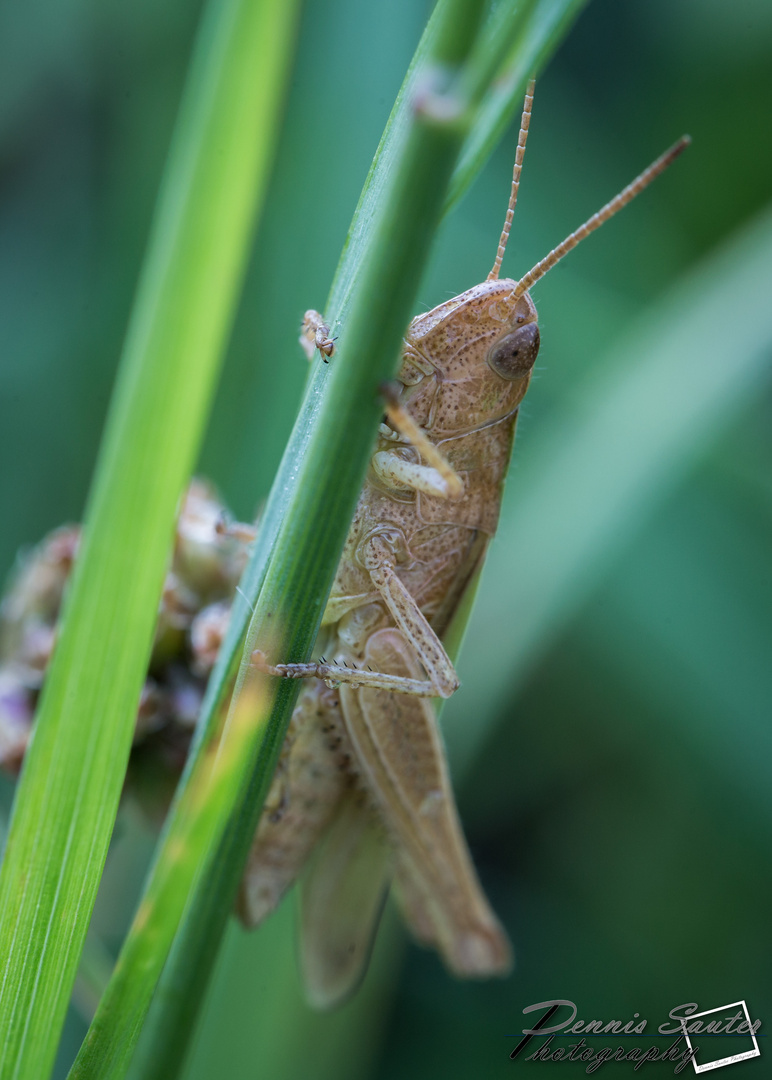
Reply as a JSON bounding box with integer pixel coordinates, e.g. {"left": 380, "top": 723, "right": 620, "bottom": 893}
{"left": 400, "top": 279, "right": 540, "bottom": 436}
{"left": 399, "top": 81, "right": 688, "bottom": 439}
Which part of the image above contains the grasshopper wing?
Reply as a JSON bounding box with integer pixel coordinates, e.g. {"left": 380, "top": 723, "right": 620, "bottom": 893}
{"left": 299, "top": 789, "right": 391, "bottom": 1010}
{"left": 339, "top": 628, "right": 512, "bottom": 978}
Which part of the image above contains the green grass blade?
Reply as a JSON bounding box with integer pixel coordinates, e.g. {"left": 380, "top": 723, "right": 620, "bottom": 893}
{"left": 442, "top": 201, "right": 772, "bottom": 766}
{"left": 447, "top": 0, "right": 591, "bottom": 211}
{"left": 326, "top": 0, "right": 586, "bottom": 324}
{"left": 69, "top": 678, "right": 270, "bottom": 1080}
{"left": 0, "top": 0, "right": 300, "bottom": 1075}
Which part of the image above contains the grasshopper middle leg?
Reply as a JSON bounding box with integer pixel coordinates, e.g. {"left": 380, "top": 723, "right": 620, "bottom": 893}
{"left": 379, "top": 380, "right": 464, "bottom": 499}
{"left": 257, "top": 384, "right": 463, "bottom": 698}
{"left": 256, "top": 534, "right": 460, "bottom": 699}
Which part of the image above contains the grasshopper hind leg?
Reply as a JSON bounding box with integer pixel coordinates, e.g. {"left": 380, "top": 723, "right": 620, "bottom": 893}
{"left": 339, "top": 628, "right": 512, "bottom": 978}
{"left": 237, "top": 681, "right": 350, "bottom": 927}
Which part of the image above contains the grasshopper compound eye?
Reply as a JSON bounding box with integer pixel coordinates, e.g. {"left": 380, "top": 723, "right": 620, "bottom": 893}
{"left": 487, "top": 322, "right": 540, "bottom": 381}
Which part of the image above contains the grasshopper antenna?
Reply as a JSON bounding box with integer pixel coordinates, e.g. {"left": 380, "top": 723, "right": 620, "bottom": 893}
{"left": 511, "top": 135, "right": 691, "bottom": 300}
{"left": 487, "top": 78, "right": 536, "bottom": 282}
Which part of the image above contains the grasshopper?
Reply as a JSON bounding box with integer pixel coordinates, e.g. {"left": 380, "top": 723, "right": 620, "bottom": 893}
{"left": 240, "top": 81, "right": 689, "bottom": 1008}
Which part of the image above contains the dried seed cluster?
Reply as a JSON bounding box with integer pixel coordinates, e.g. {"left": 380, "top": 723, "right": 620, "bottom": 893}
{"left": 0, "top": 480, "right": 253, "bottom": 817}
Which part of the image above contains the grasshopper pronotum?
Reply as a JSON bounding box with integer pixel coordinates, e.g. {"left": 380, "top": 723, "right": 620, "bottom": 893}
{"left": 241, "top": 81, "right": 689, "bottom": 1008}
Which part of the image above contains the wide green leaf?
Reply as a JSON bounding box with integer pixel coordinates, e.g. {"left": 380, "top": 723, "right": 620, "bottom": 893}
{"left": 0, "top": 0, "right": 300, "bottom": 1076}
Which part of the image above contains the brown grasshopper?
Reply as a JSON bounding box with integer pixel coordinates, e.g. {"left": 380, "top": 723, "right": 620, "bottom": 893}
{"left": 241, "top": 81, "right": 689, "bottom": 1008}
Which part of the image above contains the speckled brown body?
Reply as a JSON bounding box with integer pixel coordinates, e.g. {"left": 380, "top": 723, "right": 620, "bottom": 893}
{"left": 326, "top": 281, "right": 538, "bottom": 639}
{"left": 241, "top": 279, "right": 540, "bottom": 1002}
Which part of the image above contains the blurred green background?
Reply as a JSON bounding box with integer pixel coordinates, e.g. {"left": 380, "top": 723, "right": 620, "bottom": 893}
{"left": 1, "top": 0, "right": 771, "bottom": 1077}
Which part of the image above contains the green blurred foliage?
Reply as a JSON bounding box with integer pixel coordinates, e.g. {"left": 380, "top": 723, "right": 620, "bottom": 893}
{"left": 1, "top": 0, "right": 771, "bottom": 1077}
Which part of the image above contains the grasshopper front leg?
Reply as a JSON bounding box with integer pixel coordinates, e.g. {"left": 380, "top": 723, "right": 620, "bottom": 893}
{"left": 371, "top": 451, "right": 459, "bottom": 500}
{"left": 374, "top": 382, "right": 464, "bottom": 500}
